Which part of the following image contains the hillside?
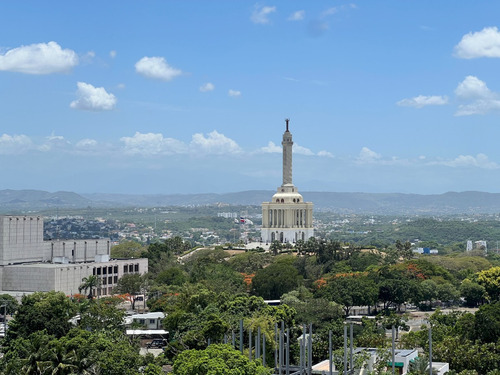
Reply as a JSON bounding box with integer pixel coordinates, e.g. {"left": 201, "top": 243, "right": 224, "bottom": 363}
{"left": 2, "top": 189, "right": 500, "bottom": 215}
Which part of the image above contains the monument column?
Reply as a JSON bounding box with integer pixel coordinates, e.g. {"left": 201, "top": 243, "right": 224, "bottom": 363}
{"left": 282, "top": 119, "right": 293, "bottom": 186}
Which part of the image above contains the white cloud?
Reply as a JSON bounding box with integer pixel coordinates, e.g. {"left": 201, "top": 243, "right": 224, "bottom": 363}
{"left": 75, "top": 138, "right": 98, "bottom": 149}
{"left": 200, "top": 82, "right": 215, "bottom": 92}
{"left": 117, "top": 83, "right": 126, "bottom": 89}
{"left": 228, "top": 89, "right": 241, "bottom": 97}
{"left": 135, "top": 56, "right": 182, "bottom": 81}
{"left": 454, "top": 76, "right": 500, "bottom": 116}
{"left": 120, "top": 130, "right": 241, "bottom": 156}
{"left": 288, "top": 10, "right": 305, "bottom": 21}
{"left": 0, "top": 41, "right": 78, "bottom": 74}
{"left": 293, "top": 143, "right": 314, "bottom": 156}
{"left": 251, "top": 5, "right": 276, "bottom": 24}
{"left": 190, "top": 131, "right": 242, "bottom": 155}
{"left": 435, "top": 154, "right": 499, "bottom": 169}
{"left": 357, "top": 147, "right": 381, "bottom": 163}
{"left": 456, "top": 100, "right": 500, "bottom": 116}
{"left": 0, "top": 134, "right": 33, "bottom": 154}
{"left": 70, "top": 82, "right": 117, "bottom": 111}
{"left": 397, "top": 95, "right": 448, "bottom": 108}
{"left": 455, "top": 76, "right": 492, "bottom": 99}
{"left": 454, "top": 27, "right": 500, "bottom": 59}
{"left": 109, "top": 50, "right": 117, "bottom": 58}
{"left": 38, "top": 134, "right": 72, "bottom": 152}
{"left": 259, "top": 141, "right": 281, "bottom": 153}
{"left": 318, "top": 150, "right": 334, "bottom": 158}
{"left": 322, "top": 7, "right": 338, "bottom": 17}
{"left": 120, "top": 132, "right": 187, "bottom": 156}
{"left": 321, "top": 4, "right": 356, "bottom": 18}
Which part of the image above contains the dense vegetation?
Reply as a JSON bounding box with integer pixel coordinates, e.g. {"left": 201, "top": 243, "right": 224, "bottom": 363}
{"left": 2, "top": 233, "right": 500, "bottom": 374}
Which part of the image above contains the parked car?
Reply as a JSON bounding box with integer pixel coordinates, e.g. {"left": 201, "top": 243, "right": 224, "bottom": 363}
{"left": 146, "top": 339, "right": 167, "bottom": 349}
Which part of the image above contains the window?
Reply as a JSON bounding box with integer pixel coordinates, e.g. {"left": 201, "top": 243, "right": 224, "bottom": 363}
{"left": 129, "top": 265, "right": 133, "bottom": 273}
{"left": 114, "top": 265, "right": 118, "bottom": 273}
{"left": 103, "top": 267, "right": 107, "bottom": 275}
{"left": 114, "top": 276, "right": 118, "bottom": 283}
{"left": 123, "top": 265, "right": 128, "bottom": 273}
{"left": 96, "top": 268, "right": 101, "bottom": 275}
{"left": 102, "top": 277, "right": 107, "bottom": 285}
{"left": 139, "top": 319, "right": 145, "bottom": 325}
{"left": 134, "top": 264, "right": 139, "bottom": 272}
{"left": 93, "top": 267, "right": 96, "bottom": 275}
{"left": 149, "top": 319, "right": 155, "bottom": 325}
{"left": 108, "top": 266, "right": 112, "bottom": 274}
{"left": 108, "top": 276, "right": 112, "bottom": 284}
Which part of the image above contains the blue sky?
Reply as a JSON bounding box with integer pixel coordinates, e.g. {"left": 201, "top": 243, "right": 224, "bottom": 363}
{"left": 2, "top": 1, "right": 500, "bottom": 195}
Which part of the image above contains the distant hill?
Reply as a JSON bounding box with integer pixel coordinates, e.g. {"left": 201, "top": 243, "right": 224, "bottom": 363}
{"left": 0, "top": 189, "right": 93, "bottom": 211}
{"left": 2, "top": 189, "right": 500, "bottom": 215}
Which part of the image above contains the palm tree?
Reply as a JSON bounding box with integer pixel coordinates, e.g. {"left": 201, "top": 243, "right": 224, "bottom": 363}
{"left": 408, "top": 355, "right": 437, "bottom": 375}
{"left": 79, "top": 275, "right": 101, "bottom": 299}
{"left": 21, "top": 334, "right": 49, "bottom": 375}
{"left": 41, "top": 342, "right": 78, "bottom": 375}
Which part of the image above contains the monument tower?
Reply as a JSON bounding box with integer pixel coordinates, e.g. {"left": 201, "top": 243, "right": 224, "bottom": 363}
{"left": 261, "top": 119, "right": 314, "bottom": 243}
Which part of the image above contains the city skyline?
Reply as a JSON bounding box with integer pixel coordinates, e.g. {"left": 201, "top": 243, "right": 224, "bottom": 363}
{"left": 2, "top": 2, "right": 500, "bottom": 194}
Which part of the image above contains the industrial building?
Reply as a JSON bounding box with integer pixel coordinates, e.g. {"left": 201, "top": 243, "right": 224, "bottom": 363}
{"left": 0, "top": 215, "right": 148, "bottom": 296}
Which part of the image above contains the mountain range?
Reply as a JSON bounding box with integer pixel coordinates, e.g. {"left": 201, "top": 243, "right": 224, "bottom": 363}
{"left": 1, "top": 189, "right": 500, "bottom": 215}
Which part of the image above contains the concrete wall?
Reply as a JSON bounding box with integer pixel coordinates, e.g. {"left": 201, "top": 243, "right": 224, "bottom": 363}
{"left": 2, "top": 258, "right": 148, "bottom": 296}
{"left": 0, "top": 216, "right": 110, "bottom": 265}
{"left": 0, "top": 216, "right": 44, "bottom": 265}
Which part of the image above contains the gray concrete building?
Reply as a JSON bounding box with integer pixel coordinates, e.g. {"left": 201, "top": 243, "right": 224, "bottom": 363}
{"left": 0, "top": 215, "right": 148, "bottom": 296}
{"left": 261, "top": 120, "right": 314, "bottom": 243}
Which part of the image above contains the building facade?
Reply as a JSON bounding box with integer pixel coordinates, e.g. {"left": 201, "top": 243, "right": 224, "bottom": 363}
{"left": 261, "top": 120, "right": 314, "bottom": 243}
{"left": 0, "top": 215, "right": 148, "bottom": 296}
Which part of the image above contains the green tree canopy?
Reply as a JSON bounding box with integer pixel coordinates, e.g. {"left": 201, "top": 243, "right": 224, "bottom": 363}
{"left": 111, "top": 240, "right": 145, "bottom": 258}
{"left": 5, "top": 291, "right": 78, "bottom": 343}
{"left": 316, "top": 274, "right": 378, "bottom": 316}
{"left": 476, "top": 266, "right": 500, "bottom": 301}
{"left": 251, "top": 257, "right": 302, "bottom": 299}
{"left": 173, "top": 344, "right": 270, "bottom": 375}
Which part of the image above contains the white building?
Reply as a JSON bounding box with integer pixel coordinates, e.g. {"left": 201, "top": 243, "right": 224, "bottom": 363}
{"left": 261, "top": 120, "right": 314, "bottom": 243}
{"left": 0, "top": 215, "right": 148, "bottom": 296}
{"left": 126, "top": 312, "right": 165, "bottom": 330}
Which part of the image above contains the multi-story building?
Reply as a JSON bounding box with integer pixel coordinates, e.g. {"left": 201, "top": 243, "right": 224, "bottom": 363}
{"left": 0, "top": 215, "right": 147, "bottom": 296}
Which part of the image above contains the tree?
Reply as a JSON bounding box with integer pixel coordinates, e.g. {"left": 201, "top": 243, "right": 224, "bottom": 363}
{"left": 79, "top": 275, "right": 101, "bottom": 299}
{"left": 42, "top": 341, "right": 78, "bottom": 375}
{"left": 436, "top": 283, "right": 459, "bottom": 305}
{"left": 378, "top": 278, "right": 415, "bottom": 311}
{"left": 473, "top": 301, "right": 500, "bottom": 343}
{"left": 379, "top": 311, "right": 409, "bottom": 339}
{"left": 156, "top": 267, "right": 188, "bottom": 286}
{"left": 269, "top": 240, "right": 282, "bottom": 256}
{"left": 5, "top": 292, "right": 77, "bottom": 342}
{"left": 408, "top": 354, "right": 433, "bottom": 375}
{"left": 110, "top": 240, "right": 145, "bottom": 258}
{"left": 251, "top": 258, "right": 302, "bottom": 299}
{"left": 395, "top": 240, "right": 413, "bottom": 260}
{"left": 459, "top": 279, "right": 486, "bottom": 307}
{"left": 113, "top": 273, "right": 144, "bottom": 310}
{"left": 317, "top": 274, "right": 378, "bottom": 316}
{"left": 0, "top": 294, "right": 19, "bottom": 316}
{"left": 79, "top": 298, "right": 126, "bottom": 332}
{"left": 173, "top": 344, "right": 270, "bottom": 375}
{"left": 476, "top": 266, "right": 500, "bottom": 301}
{"left": 416, "top": 279, "right": 438, "bottom": 310}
